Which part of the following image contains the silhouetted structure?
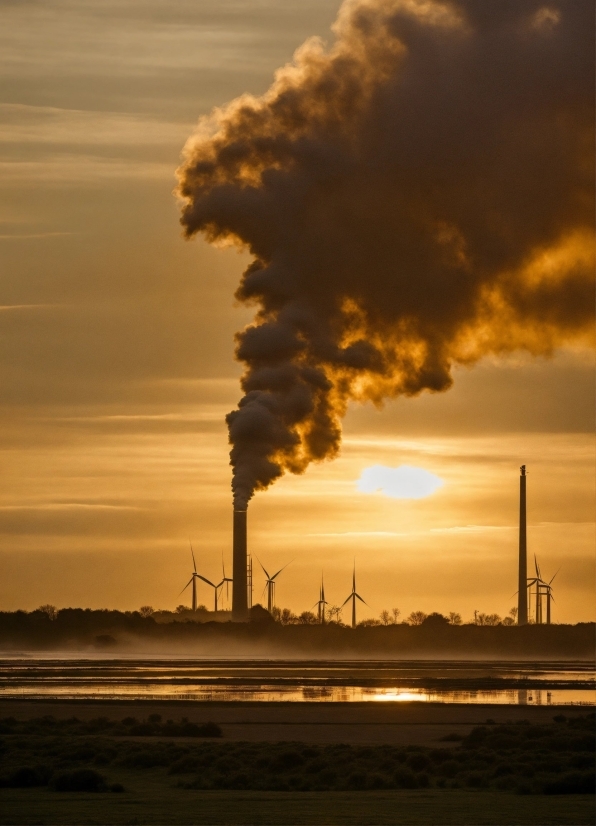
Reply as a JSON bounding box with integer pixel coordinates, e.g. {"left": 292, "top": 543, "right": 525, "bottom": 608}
{"left": 247, "top": 555, "right": 253, "bottom": 610}
{"left": 529, "top": 556, "right": 558, "bottom": 625}
{"left": 181, "top": 548, "right": 231, "bottom": 613}
{"left": 341, "top": 564, "right": 367, "bottom": 628}
{"left": 180, "top": 544, "right": 201, "bottom": 611}
{"left": 313, "top": 575, "right": 328, "bottom": 624}
{"left": 518, "top": 465, "right": 528, "bottom": 625}
{"left": 258, "top": 558, "right": 291, "bottom": 613}
{"left": 232, "top": 509, "right": 248, "bottom": 621}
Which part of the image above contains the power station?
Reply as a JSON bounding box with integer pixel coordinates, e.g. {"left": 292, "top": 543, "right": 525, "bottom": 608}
{"left": 179, "top": 464, "right": 558, "bottom": 624}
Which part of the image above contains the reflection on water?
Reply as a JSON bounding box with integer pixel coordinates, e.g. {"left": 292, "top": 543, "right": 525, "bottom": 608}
{"left": 0, "top": 684, "right": 593, "bottom": 704}
{"left": 0, "top": 658, "right": 593, "bottom": 705}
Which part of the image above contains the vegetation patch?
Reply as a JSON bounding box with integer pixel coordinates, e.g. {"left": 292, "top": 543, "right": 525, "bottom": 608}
{"left": 0, "top": 713, "right": 593, "bottom": 796}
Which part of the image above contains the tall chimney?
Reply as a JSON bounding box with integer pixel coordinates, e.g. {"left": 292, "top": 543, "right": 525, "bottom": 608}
{"left": 518, "top": 465, "right": 528, "bottom": 625}
{"left": 232, "top": 509, "right": 249, "bottom": 621}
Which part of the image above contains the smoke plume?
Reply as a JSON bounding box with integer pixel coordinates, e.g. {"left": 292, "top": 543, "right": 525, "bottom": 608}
{"left": 177, "top": 0, "right": 594, "bottom": 509}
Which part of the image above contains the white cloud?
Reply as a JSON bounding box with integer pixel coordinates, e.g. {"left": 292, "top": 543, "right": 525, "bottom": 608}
{"left": 356, "top": 464, "right": 444, "bottom": 500}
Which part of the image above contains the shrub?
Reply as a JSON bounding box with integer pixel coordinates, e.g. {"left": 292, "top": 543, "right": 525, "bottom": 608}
{"left": 544, "top": 772, "right": 595, "bottom": 795}
{"left": 271, "top": 750, "right": 304, "bottom": 772}
{"left": 393, "top": 769, "right": 417, "bottom": 789}
{"left": 438, "top": 760, "right": 460, "bottom": 778}
{"left": 408, "top": 753, "right": 430, "bottom": 771}
{"left": 168, "top": 756, "right": 200, "bottom": 774}
{"left": 51, "top": 769, "right": 107, "bottom": 792}
{"left": 196, "top": 722, "right": 222, "bottom": 738}
{"left": 3, "top": 766, "right": 52, "bottom": 788}
{"left": 347, "top": 771, "right": 367, "bottom": 789}
{"left": 440, "top": 732, "right": 463, "bottom": 742}
{"left": 466, "top": 771, "right": 488, "bottom": 788}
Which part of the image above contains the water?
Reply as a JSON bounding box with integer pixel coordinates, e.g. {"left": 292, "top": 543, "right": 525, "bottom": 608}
{"left": 0, "top": 658, "right": 593, "bottom": 704}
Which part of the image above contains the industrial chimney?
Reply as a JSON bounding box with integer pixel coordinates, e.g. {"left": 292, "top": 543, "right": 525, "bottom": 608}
{"left": 232, "top": 509, "right": 249, "bottom": 621}
{"left": 517, "top": 465, "right": 528, "bottom": 625}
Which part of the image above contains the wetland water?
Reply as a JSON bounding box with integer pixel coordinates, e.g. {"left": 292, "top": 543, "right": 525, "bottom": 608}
{"left": 0, "top": 659, "right": 593, "bottom": 704}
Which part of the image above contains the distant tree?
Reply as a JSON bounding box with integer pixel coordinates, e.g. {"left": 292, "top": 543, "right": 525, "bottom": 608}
{"left": 509, "top": 607, "right": 518, "bottom": 620}
{"left": 391, "top": 608, "right": 401, "bottom": 623}
{"left": 175, "top": 605, "right": 189, "bottom": 614}
{"left": 502, "top": 616, "right": 515, "bottom": 626}
{"left": 407, "top": 611, "right": 428, "bottom": 626}
{"left": 249, "top": 604, "right": 275, "bottom": 623}
{"left": 327, "top": 605, "right": 343, "bottom": 624}
{"left": 421, "top": 612, "right": 449, "bottom": 627}
{"left": 139, "top": 606, "right": 154, "bottom": 618}
{"left": 380, "top": 610, "right": 391, "bottom": 625}
{"left": 37, "top": 605, "right": 58, "bottom": 621}
{"left": 474, "top": 612, "right": 502, "bottom": 626}
{"left": 297, "top": 611, "right": 318, "bottom": 624}
{"left": 359, "top": 618, "right": 381, "bottom": 626}
{"left": 448, "top": 612, "right": 462, "bottom": 625}
{"left": 272, "top": 607, "right": 299, "bottom": 625}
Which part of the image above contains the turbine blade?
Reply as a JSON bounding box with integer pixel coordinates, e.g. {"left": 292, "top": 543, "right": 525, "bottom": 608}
{"left": 190, "top": 540, "right": 197, "bottom": 573}
{"left": 355, "top": 593, "right": 368, "bottom": 605}
{"left": 549, "top": 567, "right": 560, "bottom": 585}
{"left": 196, "top": 574, "right": 216, "bottom": 588}
{"left": 179, "top": 578, "right": 194, "bottom": 596}
{"left": 340, "top": 596, "right": 352, "bottom": 608}
{"left": 256, "top": 557, "right": 270, "bottom": 580}
{"left": 271, "top": 559, "right": 294, "bottom": 581}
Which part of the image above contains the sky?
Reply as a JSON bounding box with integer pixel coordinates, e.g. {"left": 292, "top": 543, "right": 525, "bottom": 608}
{"left": 0, "top": 0, "right": 594, "bottom": 623}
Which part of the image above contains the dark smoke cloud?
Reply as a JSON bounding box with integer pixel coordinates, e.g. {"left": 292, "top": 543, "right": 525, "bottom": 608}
{"left": 177, "top": 0, "right": 595, "bottom": 509}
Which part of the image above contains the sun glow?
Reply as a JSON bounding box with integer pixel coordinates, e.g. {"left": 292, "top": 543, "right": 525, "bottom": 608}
{"left": 356, "top": 464, "right": 444, "bottom": 499}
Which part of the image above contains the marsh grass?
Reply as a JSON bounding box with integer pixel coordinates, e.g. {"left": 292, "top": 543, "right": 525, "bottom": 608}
{"left": 0, "top": 713, "right": 593, "bottom": 797}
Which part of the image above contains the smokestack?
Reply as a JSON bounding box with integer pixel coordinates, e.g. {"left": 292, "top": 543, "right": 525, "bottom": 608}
{"left": 232, "top": 509, "right": 248, "bottom": 621}
{"left": 518, "top": 465, "right": 528, "bottom": 626}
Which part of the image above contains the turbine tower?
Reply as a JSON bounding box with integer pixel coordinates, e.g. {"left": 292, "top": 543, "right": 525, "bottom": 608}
{"left": 313, "top": 574, "right": 328, "bottom": 624}
{"left": 247, "top": 555, "right": 253, "bottom": 610}
{"left": 518, "top": 465, "right": 528, "bottom": 625}
{"left": 341, "top": 563, "right": 368, "bottom": 628}
{"left": 530, "top": 556, "right": 558, "bottom": 624}
{"left": 180, "top": 546, "right": 232, "bottom": 613}
{"left": 179, "top": 542, "right": 200, "bottom": 611}
{"left": 195, "top": 562, "right": 232, "bottom": 612}
{"left": 258, "top": 558, "right": 291, "bottom": 613}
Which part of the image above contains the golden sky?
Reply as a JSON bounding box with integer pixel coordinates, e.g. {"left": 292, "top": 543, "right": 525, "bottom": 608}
{"left": 0, "top": 0, "right": 594, "bottom": 622}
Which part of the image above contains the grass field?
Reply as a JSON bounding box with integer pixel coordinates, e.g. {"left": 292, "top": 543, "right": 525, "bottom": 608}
{"left": 0, "top": 784, "right": 595, "bottom": 826}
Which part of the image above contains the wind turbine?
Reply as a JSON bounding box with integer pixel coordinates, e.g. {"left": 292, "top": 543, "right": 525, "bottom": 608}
{"left": 194, "top": 562, "right": 232, "bottom": 613}
{"left": 179, "top": 542, "right": 201, "bottom": 611}
{"left": 214, "top": 556, "right": 233, "bottom": 611}
{"left": 258, "top": 558, "right": 291, "bottom": 613}
{"left": 536, "top": 559, "right": 559, "bottom": 625}
{"left": 312, "top": 574, "right": 328, "bottom": 624}
{"left": 523, "top": 556, "right": 558, "bottom": 624}
{"left": 341, "top": 563, "right": 368, "bottom": 628}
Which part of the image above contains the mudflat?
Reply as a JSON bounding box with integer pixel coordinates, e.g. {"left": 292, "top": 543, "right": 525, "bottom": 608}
{"left": 0, "top": 699, "right": 583, "bottom": 745}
